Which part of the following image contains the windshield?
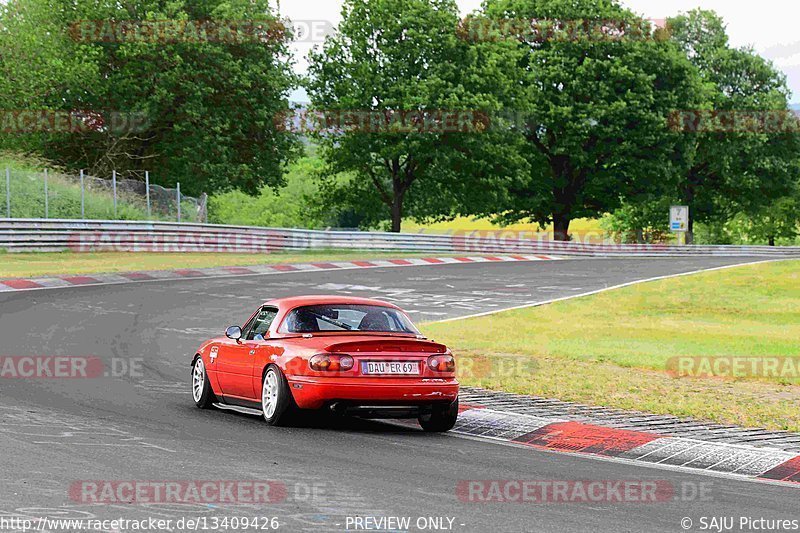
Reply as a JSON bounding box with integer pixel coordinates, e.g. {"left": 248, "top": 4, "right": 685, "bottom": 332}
{"left": 280, "top": 304, "right": 420, "bottom": 334}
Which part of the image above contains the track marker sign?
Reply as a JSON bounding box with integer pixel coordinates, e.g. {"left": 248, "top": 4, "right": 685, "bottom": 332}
{"left": 670, "top": 206, "right": 689, "bottom": 232}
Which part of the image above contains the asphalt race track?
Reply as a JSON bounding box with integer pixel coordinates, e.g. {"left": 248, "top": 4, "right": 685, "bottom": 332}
{"left": 0, "top": 256, "right": 797, "bottom": 533}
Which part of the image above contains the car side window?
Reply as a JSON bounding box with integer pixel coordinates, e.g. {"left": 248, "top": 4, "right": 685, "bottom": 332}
{"left": 246, "top": 307, "right": 278, "bottom": 340}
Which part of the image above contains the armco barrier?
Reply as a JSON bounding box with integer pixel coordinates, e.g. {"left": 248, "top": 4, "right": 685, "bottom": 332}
{"left": 1, "top": 219, "right": 800, "bottom": 257}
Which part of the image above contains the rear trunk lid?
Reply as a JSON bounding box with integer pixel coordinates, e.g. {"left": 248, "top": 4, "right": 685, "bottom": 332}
{"left": 320, "top": 336, "right": 449, "bottom": 378}
{"left": 321, "top": 337, "right": 447, "bottom": 355}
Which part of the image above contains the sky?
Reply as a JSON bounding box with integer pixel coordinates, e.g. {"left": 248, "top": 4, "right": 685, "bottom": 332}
{"left": 278, "top": 0, "right": 800, "bottom": 104}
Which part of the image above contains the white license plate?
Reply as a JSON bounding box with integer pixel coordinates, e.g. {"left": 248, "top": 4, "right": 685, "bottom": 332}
{"left": 361, "top": 361, "right": 419, "bottom": 375}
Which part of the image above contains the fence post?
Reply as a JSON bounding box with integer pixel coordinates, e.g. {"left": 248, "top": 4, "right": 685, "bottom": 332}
{"left": 44, "top": 168, "right": 49, "bottom": 219}
{"left": 80, "top": 169, "right": 85, "bottom": 219}
{"left": 145, "top": 171, "right": 151, "bottom": 219}
{"left": 176, "top": 182, "right": 181, "bottom": 223}
{"left": 199, "top": 193, "right": 208, "bottom": 223}
{"left": 5, "top": 168, "right": 9, "bottom": 218}
{"left": 112, "top": 170, "right": 117, "bottom": 217}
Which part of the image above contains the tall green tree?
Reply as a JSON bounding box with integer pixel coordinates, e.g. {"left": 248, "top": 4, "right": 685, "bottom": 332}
{"left": 0, "top": 0, "right": 99, "bottom": 152}
{"left": 668, "top": 9, "right": 799, "bottom": 243}
{"left": 478, "top": 0, "right": 703, "bottom": 240}
{"left": 741, "top": 194, "right": 800, "bottom": 246}
{"left": 2, "top": 0, "right": 300, "bottom": 196}
{"left": 306, "top": 0, "right": 522, "bottom": 232}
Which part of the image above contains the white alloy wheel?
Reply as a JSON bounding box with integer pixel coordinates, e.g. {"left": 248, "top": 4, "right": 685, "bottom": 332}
{"left": 262, "top": 368, "right": 280, "bottom": 419}
{"left": 192, "top": 358, "right": 206, "bottom": 403}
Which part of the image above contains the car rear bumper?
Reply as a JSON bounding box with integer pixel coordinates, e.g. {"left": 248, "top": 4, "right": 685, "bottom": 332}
{"left": 286, "top": 375, "right": 459, "bottom": 410}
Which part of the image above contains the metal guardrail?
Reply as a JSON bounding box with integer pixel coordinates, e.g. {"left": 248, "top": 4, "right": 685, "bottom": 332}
{"left": 1, "top": 219, "right": 800, "bottom": 257}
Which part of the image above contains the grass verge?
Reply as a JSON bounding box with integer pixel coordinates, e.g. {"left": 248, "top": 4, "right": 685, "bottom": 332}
{"left": 422, "top": 260, "right": 800, "bottom": 431}
{"left": 0, "top": 250, "right": 459, "bottom": 278}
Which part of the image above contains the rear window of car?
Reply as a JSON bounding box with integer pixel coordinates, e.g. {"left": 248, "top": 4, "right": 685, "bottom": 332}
{"left": 280, "top": 304, "right": 420, "bottom": 334}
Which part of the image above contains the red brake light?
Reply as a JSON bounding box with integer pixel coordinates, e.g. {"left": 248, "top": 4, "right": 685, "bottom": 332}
{"left": 427, "top": 354, "right": 455, "bottom": 372}
{"left": 310, "top": 354, "right": 354, "bottom": 372}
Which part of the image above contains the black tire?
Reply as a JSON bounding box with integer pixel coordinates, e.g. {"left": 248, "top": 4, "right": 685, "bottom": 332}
{"left": 418, "top": 397, "right": 459, "bottom": 432}
{"left": 191, "top": 356, "right": 216, "bottom": 409}
{"left": 261, "top": 365, "right": 296, "bottom": 426}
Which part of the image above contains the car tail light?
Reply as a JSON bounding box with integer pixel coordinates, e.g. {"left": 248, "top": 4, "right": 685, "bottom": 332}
{"left": 427, "top": 353, "right": 455, "bottom": 372}
{"left": 310, "top": 354, "right": 354, "bottom": 372}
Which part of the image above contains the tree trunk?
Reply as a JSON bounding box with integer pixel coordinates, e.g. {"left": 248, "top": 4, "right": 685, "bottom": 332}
{"left": 550, "top": 159, "right": 577, "bottom": 242}
{"left": 385, "top": 157, "right": 409, "bottom": 233}
{"left": 635, "top": 228, "right": 644, "bottom": 244}
{"left": 390, "top": 195, "right": 403, "bottom": 232}
{"left": 769, "top": 235, "right": 775, "bottom": 246}
{"left": 553, "top": 214, "right": 571, "bottom": 241}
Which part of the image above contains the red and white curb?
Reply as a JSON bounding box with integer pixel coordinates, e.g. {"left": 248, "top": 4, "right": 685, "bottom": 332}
{"left": 455, "top": 406, "right": 800, "bottom": 486}
{"left": 0, "top": 254, "right": 560, "bottom": 293}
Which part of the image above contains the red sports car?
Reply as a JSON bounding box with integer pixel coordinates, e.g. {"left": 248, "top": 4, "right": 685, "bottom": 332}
{"left": 191, "top": 296, "right": 459, "bottom": 432}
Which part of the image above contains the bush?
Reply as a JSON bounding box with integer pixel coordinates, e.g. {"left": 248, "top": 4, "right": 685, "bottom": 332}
{"left": 208, "top": 156, "right": 327, "bottom": 228}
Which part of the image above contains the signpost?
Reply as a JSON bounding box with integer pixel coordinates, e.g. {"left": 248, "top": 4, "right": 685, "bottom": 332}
{"left": 670, "top": 205, "right": 689, "bottom": 244}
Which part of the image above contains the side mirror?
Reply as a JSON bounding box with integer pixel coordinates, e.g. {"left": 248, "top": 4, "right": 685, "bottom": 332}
{"left": 225, "top": 326, "right": 242, "bottom": 342}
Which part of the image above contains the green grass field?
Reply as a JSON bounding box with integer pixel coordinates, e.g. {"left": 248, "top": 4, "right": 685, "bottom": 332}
{"left": 0, "top": 250, "right": 459, "bottom": 278}
{"left": 422, "top": 260, "right": 800, "bottom": 431}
